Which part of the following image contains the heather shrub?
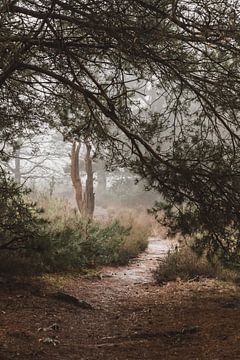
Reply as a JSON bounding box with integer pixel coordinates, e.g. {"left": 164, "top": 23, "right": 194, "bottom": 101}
{"left": 154, "top": 243, "right": 240, "bottom": 285}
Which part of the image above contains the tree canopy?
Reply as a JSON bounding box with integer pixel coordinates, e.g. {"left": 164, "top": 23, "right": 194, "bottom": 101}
{"left": 2, "top": 0, "right": 240, "bottom": 262}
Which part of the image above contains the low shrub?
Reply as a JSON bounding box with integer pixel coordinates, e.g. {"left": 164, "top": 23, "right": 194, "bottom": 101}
{"left": 35, "top": 200, "right": 150, "bottom": 271}
{"left": 154, "top": 243, "right": 240, "bottom": 284}
{"left": 34, "top": 219, "right": 131, "bottom": 270}
{"left": 0, "top": 194, "right": 150, "bottom": 274}
{"left": 0, "top": 173, "right": 46, "bottom": 252}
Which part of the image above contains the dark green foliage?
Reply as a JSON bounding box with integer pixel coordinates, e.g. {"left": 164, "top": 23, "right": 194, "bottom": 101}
{"left": 150, "top": 139, "right": 240, "bottom": 265}
{"left": 0, "top": 171, "right": 46, "bottom": 252}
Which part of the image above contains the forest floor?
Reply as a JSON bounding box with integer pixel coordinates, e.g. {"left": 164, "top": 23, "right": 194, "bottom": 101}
{"left": 1, "top": 238, "right": 240, "bottom": 360}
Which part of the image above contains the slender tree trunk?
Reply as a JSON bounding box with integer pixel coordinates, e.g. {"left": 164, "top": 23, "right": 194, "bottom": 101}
{"left": 71, "top": 141, "right": 83, "bottom": 213}
{"left": 12, "top": 138, "right": 23, "bottom": 184}
{"left": 97, "top": 160, "right": 107, "bottom": 193}
{"left": 70, "top": 140, "right": 95, "bottom": 218}
{"left": 84, "top": 140, "right": 94, "bottom": 218}
{"left": 14, "top": 148, "right": 21, "bottom": 184}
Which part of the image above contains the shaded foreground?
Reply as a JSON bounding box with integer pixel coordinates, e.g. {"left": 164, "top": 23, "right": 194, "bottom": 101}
{"left": 1, "top": 239, "right": 240, "bottom": 360}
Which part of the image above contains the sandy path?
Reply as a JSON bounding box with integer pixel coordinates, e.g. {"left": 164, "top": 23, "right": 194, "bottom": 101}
{"left": 101, "top": 237, "right": 174, "bottom": 284}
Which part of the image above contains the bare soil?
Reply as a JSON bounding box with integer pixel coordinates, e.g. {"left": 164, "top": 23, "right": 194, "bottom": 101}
{"left": 1, "top": 238, "right": 240, "bottom": 360}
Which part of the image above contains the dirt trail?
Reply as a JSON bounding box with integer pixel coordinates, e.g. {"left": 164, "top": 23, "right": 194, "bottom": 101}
{"left": 1, "top": 238, "right": 240, "bottom": 360}
{"left": 101, "top": 237, "right": 174, "bottom": 284}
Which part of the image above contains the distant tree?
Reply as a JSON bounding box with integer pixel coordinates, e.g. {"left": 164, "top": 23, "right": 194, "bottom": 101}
{"left": 2, "top": 131, "right": 70, "bottom": 188}
{"left": 95, "top": 160, "right": 107, "bottom": 194}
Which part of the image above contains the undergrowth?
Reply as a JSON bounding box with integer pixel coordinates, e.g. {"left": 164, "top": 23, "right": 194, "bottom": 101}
{"left": 0, "top": 196, "right": 150, "bottom": 274}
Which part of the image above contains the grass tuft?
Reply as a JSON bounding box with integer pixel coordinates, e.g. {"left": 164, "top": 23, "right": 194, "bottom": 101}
{"left": 154, "top": 244, "right": 240, "bottom": 285}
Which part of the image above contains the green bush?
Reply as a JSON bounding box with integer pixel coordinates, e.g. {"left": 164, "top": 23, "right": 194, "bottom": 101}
{"left": 35, "top": 219, "right": 131, "bottom": 270}
{"left": 0, "top": 191, "right": 150, "bottom": 273}
{"left": 0, "top": 173, "right": 46, "bottom": 252}
{"left": 30, "top": 198, "right": 150, "bottom": 271}
{"left": 28, "top": 215, "right": 149, "bottom": 271}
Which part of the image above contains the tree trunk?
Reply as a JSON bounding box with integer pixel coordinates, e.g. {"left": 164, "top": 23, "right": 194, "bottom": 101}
{"left": 97, "top": 160, "right": 107, "bottom": 193}
{"left": 14, "top": 151, "right": 21, "bottom": 184}
{"left": 84, "top": 140, "right": 94, "bottom": 218}
{"left": 71, "top": 140, "right": 83, "bottom": 213}
{"left": 70, "top": 140, "right": 95, "bottom": 219}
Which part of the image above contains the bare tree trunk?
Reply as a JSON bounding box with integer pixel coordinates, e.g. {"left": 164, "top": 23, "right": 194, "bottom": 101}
{"left": 71, "top": 140, "right": 83, "bottom": 213}
{"left": 97, "top": 160, "right": 107, "bottom": 193}
{"left": 84, "top": 140, "right": 94, "bottom": 218}
{"left": 14, "top": 149, "right": 21, "bottom": 184}
{"left": 70, "top": 140, "right": 95, "bottom": 219}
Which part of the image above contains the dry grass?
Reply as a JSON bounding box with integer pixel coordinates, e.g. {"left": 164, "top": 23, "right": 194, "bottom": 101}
{"left": 33, "top": 194, "right": 76, "bottom": 224}
{"left": 102, "top": 207, "right": 169, "bottom": 262}
{"left": 107, "top": 206, "right": 166, "bottom": 237}
{"left": 154, "top": 244, "right": 240, "bottom": 285}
